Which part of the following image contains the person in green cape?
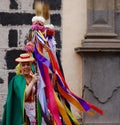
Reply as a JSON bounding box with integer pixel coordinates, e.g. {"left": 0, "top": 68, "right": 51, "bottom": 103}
{"left": 2, "top": 53, "right": 38, "bottom": 125}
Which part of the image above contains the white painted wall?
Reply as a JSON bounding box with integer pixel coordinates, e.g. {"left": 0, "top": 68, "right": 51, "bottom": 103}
{"left": 62, "top": 0, "right": 87, "bottom": 118}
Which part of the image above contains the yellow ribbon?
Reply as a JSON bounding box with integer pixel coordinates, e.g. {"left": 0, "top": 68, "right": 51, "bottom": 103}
{"left": 54, "top": 92, "right": 72, "bottom": 125}
{"left": 38, "top": 30, "right": 47, "bottom": 42}
{"left": 64, "top": 105, "right": 80, "bottom": 125}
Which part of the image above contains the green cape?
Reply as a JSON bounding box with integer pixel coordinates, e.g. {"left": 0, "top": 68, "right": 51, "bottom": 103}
{"left": 2, "top": 74, "right": 26, "bottom": 125}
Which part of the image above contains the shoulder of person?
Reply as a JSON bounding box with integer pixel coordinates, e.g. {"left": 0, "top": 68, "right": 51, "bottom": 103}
{"left": 14, "top": 74, "right": 26, "bottom": 83}
{"left": 13, "top": 74, "right": 26, "bottom": 91}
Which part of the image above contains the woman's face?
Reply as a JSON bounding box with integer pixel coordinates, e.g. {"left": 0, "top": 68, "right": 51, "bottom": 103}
{"left": 20, "top": 62, "right": 31, "bottom": 76}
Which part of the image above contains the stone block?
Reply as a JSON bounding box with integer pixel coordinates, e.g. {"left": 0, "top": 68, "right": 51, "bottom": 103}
{"left": 0, "top": 93, "right": 7, "bottom": 121}
{"left": 9, "top": 29, "right": 18, "bottom": 47}
{"left": 19, "top": 0, "right": 34, "bottom": 11}
{"left": 50, "top": 14, "right": 61, "bottom": 26}
{"left": 0, "top": 12, "right": 35, "bottom": 26}
{"left": 0, "top": 28, "right": 9, "bottom": 48}
{"left": 55, "top": 31, "right": 61, "bottom": 48}
{"left": 0, "top": 50, "right": 6, "bottom": 70}
{"left": 5, "top": 49, "right": 25, "bottom": 69}
{"left": 10, "top": 0, "right": 18, "bottom": 9}
{"left": 47, "top": 0, "right": 61, "bottom": 10}
{"left": 0, "top": 0, "right": 10, "bottom": 11}
{"left": 8, "top": 72, "right": 16, "bottom": 83}
{"left": 0, "top": 70, "right": 8, "bottom": 93}
{"left": 18, "top": 26, "right": 31, "bottom": 47}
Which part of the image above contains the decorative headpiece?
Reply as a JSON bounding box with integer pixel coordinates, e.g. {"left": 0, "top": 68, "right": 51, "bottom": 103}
{"left": 32, "top": 16, "right": 45, "bottom": 24}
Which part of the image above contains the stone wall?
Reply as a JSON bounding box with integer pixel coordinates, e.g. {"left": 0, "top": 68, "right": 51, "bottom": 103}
{"left": 0, "top": 0, "right": 62, "bottom": 120}
{"left": 75, "top": 0, "right": 120, "bottom": 124}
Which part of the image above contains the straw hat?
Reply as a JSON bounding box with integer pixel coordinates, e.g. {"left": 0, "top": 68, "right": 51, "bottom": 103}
{"left": 15, "top": 53, "right": 35, "bottom": 62}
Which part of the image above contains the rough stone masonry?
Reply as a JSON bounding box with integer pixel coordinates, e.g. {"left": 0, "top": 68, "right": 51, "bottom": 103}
{"left": 0, "top": 0, "right": 62, "bottom": 120}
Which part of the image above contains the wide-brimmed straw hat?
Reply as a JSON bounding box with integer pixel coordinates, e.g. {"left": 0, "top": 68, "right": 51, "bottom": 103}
{"left": 15, "top": 53, "right": 35, "bottom": 62}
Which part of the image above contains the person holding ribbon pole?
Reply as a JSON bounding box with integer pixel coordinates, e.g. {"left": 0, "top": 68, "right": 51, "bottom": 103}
{"left": 1, "top": 53, "right": 40, "bottom": 125}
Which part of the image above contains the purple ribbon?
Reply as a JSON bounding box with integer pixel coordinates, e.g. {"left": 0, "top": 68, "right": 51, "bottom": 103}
{"left": 56, "top": 73, "right": 90, "bottom": 111}
{"left": 34, "top": 44, "right": 54, "bottom": 73}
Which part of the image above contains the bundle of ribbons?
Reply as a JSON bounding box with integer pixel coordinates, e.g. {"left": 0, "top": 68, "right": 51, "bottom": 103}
{"left": 24, "top": 15, "right": 103, "bottom": 125}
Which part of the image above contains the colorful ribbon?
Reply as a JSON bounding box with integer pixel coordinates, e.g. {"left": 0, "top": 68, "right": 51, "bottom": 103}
{"left": 32, "top": 29, "right": 103, "bottom": 125}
